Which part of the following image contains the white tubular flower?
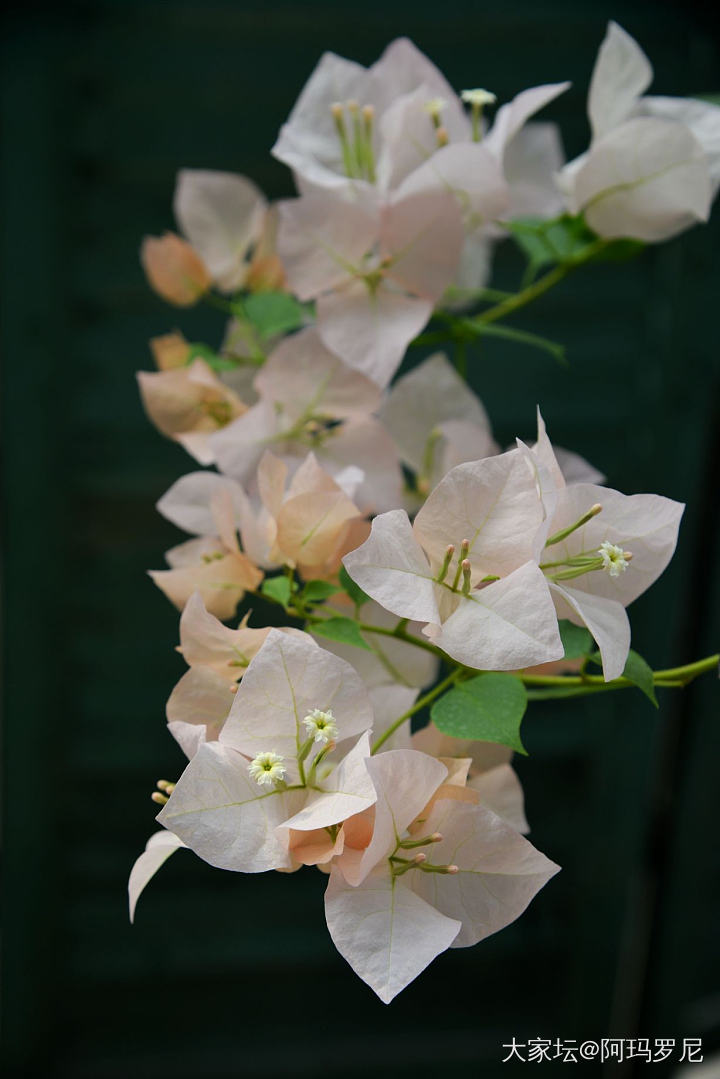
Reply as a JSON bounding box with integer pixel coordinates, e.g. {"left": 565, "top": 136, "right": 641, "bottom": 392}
{"left": 423, "top": 97, "right": 447, "bottom": 124}
{"left": 461, "top": 88, "right": 497, "bottom": 107}
{"left": 598, "top": 541, "right": 631, "bottom": 577}
{"left": 303, "top": 708, "right": 339, "bottom": 745}
{"left": 248, "top": 751, "right": 287, "bottom": 787}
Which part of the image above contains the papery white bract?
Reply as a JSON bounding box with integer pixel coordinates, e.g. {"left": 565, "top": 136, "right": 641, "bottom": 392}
{"left": 166, "top": 593, "right": 283, "bottom": 758}
{"left": 560, "top": 21, "right": 719, "bottom": 240}
{"left": 209, "top": 326, "right": 404, "bottom": 512}
{"left": 378, "top": 352, "right": 498, "bottom": 498}
{"left": 154, "top": 450, "right": 366, "bottom": 587}
{"left": 530, "top": 412, "right": 684, "bottom": 680}
{"left": 129, "top": 831, "right": 187, "bottom": 923}
{"left": 325, "top": 749, "right": 559, "bottom": 1002}
{"left": 272, "top": 37, "right": 470, "bottom": 193}
{"left": 137, "top": 359, "right": 246, "bottom": 465}
{"left": 173, "top": 169, "right": 267, "bottom": 292}
{"left": 343, "top": 448, "right": 564, "bottom": 670}
{"left": 157, "top": 629, "right": 377, "bottom": 872}
{"left": 277, "top": 185, "right": 464, "bottom": 386}
{"left": 149, "top": 482, "right": 263, "bottom": 618}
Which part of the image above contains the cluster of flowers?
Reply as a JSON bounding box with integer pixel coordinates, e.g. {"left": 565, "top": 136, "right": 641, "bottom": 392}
{"left": 130, "top": 24, "right": 717, "bottom": 1002}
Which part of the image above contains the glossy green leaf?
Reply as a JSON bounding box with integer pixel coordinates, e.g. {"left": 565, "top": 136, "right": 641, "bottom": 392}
{"left": 622, "top": 649, "right": 658, "bottom": 707}
{"left": 506, "top": 214, "right": 597, "bottom": 274}
{"left": 311, "top": 616, "right": 372, "bottom": 651}
{"left": 242, "top": 291, "right": 306, "bottom": 340}
{"left": 303, "top": 580, "right": 343, "bottom": 602}
{"left": 339, "top": 566, "right": 369, "bottom": 608}
{"left": 558, "top": 620, "right": 594, "bottom": 659}
{"left": 187, "top": 342, "right": 240, "bottom": 372}
{"left": 261, "top": 576, "right": 292, "bottom": 607}
{"left": 431, "top": 673, "right": 528, "bottom": 754}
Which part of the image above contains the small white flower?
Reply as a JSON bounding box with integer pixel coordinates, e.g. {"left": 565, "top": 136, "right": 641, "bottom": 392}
{"left": 248, "top": 751, "right": 287, "bottom": 787}
{"left": 461, "top": 88, "right": 497, "bottom": 107}
{"left": 303, "top": 708, "right": 339, "bottom": 745}
{"left": 423, "top": 97, "right": 447, "bottom": 116}
{"left": 598, "top": 541, "right": 631, "bottom": 577}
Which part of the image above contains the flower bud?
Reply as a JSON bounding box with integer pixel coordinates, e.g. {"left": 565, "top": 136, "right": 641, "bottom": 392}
{"left": 140, "top": 231, "right": 211, "bottom": 307}
{"left": 149, "top": 332, "right": 190, "bottom": 371}
{"left": 245, "top": 252, "right": 286, "bottom": 293}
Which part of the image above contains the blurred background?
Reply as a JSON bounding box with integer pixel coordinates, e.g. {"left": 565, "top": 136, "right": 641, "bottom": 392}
{"left": 1, "top": 1, "right": 719, "bottom": 1076}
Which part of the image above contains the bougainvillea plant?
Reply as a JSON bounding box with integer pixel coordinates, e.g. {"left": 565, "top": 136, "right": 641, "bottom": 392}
{"left": 130, "top": 23, "right": 719, "bottom": 1003}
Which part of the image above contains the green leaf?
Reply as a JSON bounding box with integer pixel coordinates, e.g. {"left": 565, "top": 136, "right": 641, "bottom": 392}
{"left": 187, "top": 342, "right": 240, "bottom": 372}
{"left": 505, "top": 215, "right": 555, "bottom": 272}
{"left": 242, "top": 291, "right": 306, "bottom": 340}
{"left": 506, "top": 213, "right": 625, "bottom": 286}
{"left": 339, "top": 566, "right": 369, "bottom": 608}
{"left": 431, "top": 674, "right": 528, "bottom": 754}
{"left": 622, "top": 649, "right": 658, "bottom": 708}
{"left": 506, "top": 214, "right": 597, "bottom": 274}
{"left": 558, "top": 619, "right": 594, "bottom": 659}
{"left": 261, "top": 576, "right": 292, "bottom": 607}
{"left": 311, "top": 616, "right": 372, "bottom": 651}
{"left": 303, "top": 580, "right": 342, "bottom": 603}
{"left": 543, "top": 215, "right": 597, "bottom": 261}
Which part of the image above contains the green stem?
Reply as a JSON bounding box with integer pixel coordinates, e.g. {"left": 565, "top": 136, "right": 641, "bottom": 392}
{"left": 255, "top": 575, "right": 717, "bottom": 697}
{"left": 650, "top": 654, "right": 719, "bottom": 685}
{"left": 357, "top": 621, "right": 445, "bottom": 661}
{"left": 477, "top": 263, "right": 572, "bottom": 325}
{"left": 477, "top": 241, "right": 607, "bottom": 326}
{"left": 521, "top": 654, "right": 718, "bottom": 689}
{"left": 372, "top": 669, "right": 461, "bottom": 754}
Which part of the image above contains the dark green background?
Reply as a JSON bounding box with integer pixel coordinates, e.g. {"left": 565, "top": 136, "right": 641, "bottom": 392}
{"left": 2, "top": 2, "right": 719, "bottom": 1076}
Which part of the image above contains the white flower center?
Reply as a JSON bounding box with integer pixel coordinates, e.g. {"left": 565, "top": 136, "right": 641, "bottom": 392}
{"left": 303, "top": 708, "right": 338, "bottom": 745}
{"left": 598, "top": 541, "right": 631, "bottom": 577}
{"left": 248, "top": 751, "right": 287, "bottom": 787}
{"left": 424, "top": 96, "right": 447, "bottom": 114}
{"left": 460, "top": 88, "right": 497, "bottom": 107}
